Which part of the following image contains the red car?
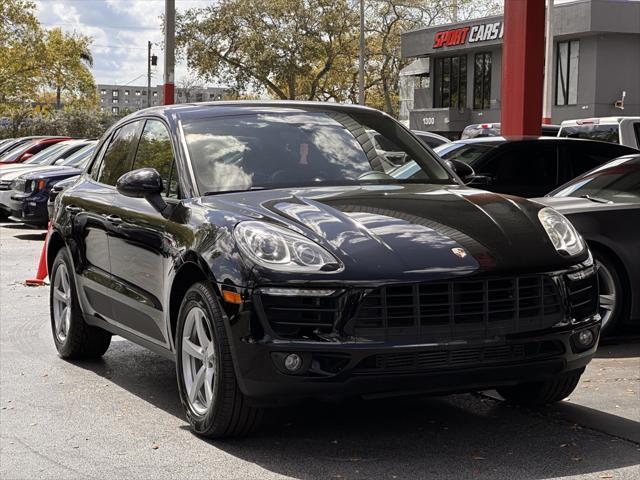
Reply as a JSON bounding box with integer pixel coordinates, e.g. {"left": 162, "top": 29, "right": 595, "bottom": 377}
{"left": 0, "top": 137, "right": 70, "bottom": 166}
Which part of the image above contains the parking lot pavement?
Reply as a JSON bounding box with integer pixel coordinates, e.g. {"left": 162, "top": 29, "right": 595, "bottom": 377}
{"left": 1, "top": 221, "right": 638, "bottom": 480}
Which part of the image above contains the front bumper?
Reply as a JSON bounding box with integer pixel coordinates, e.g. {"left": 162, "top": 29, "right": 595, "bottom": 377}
{"left": 221, "top": 265, "right": 601, "bottom": 404}
{"left": 9, "top": 192, "right": 48, "bottom": 225}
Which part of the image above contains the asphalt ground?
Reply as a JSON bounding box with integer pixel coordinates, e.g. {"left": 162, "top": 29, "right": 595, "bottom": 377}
{"left": 1, "top": 221, "right": 638, "bottom": 480}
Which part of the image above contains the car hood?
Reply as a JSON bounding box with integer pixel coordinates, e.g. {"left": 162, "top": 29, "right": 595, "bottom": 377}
{"left": 533, "top": 196, "right": 637, "bottom": 214}
{"left": 198, "top": 184, "right": 586, "bottom": 282}
{"left": 19, "top": 166, "right": 81, "bottom": 180}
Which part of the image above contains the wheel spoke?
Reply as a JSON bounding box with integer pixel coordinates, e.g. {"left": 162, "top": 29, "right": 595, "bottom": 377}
{"left": 189, "top": 366, "right": 206, "bottom": 403}
{"left": 183, "top": 339, "right": 203, "bottom": 360}
{"left": 195, "top": 314, "right": 209, "bottom": 350}
{"left": 60, "top": 269, "right": 70, "bottom": 293}
{"left": 57, "top": 306, "right": 68, "bottom": 335}
{"left": 63, "top": 307, "right": 71, "bottom": 335}
{"left": 54, "top": 288, "right": 67, "bottom": 304}
{"left": 204, "top": 369, "right": 214, "bottom": 404}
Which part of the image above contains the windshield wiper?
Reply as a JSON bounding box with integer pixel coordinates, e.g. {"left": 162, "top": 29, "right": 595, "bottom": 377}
{"left": 580, "top": 194, "right": 612, "bottom": 204}
{"left": 203, "top": 187, "right": 266, "bottom": 196}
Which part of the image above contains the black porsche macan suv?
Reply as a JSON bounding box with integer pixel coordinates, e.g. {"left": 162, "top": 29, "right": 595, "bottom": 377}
{"left": 47, "top": 102, "right": 600, "bottom": 438}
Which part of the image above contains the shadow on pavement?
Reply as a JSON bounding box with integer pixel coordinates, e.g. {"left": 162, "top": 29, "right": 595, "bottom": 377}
{"left": 13, "top": 233, "right": 47, "bottom": 241}
{"left": 596, "top": 337, "right": 640, "bottom": 359}
{"left": 73, "top": 339, "right": 640, "bottom": 480}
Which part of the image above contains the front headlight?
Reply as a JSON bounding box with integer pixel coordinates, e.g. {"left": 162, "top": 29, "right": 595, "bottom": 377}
{"left": 538, "top": 207, "right": 585, "bottom": 256}
{"left": 234, "top": 221, "right": 342, "bottom": 272}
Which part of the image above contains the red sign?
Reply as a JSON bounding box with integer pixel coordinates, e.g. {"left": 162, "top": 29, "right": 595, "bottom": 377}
{"left": 433, "top": 27, "right": 470, "bottom": 49}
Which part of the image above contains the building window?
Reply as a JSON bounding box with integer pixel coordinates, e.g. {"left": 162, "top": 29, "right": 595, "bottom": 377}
{"left": 473, "top": 52, "right": 492, "bottom": 110}
{"left": 124, "top": 90, "right": 130, "bottom": 96}
{"left": 556, "top": 40, "right": 579, "bottom": 106}
{"left": 433, "top": 55, "right": 467, "bottom": 109}
{"left": 112, "top": 107, "right": 119, "bottom": 115}
{"left": 142, "top": 90, "right": 147, "bottom": 96}
{"left": 112, "top": 98, "right": 118, "bottom": 104}
{"left": 153, "top": 91, "right": 158, "bottom": 97}
{"left": 135, "top": 90, "right": 141, "bottom": 96}
{"left": 100, "top": 89, "right": 106, "bottom": 95}
{"left": 112, "top": 90, "right": 119, "bottom": 98}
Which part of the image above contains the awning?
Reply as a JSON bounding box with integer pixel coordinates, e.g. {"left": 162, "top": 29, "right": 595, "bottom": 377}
{"left": 400, "top": 57, "right": 429, "bottom": 76}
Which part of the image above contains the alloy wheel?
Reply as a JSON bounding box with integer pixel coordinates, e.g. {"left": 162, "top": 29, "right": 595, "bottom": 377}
{"left": 596, "top": 259, "right": 616, "bottom": 330}
{"left": 52, "top": 263, "right": 71, "bottom": 343}
{"left": 181, "top": 306, "right": 217, "bottom": 416}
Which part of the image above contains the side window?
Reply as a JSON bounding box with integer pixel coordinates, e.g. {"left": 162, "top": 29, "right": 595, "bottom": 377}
{"left": 480, "top": 144, "right": 559, "bottom": 193}
{"left": 563, "top": 144, "right": 621, "bottom": 180}
{"left": 133, "top": 119, "right": 179, "bottom": 198}
{"left": 633, "top": 122, "right": 640, "bottom": 147}
{"left": 89, "top": 137, "right": 112, "bottom": 179}
{"left": 96, "top": 121, "right": 141, "bottom": 186}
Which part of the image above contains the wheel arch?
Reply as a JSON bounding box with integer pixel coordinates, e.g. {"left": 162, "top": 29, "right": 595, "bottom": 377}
{"left": 168, "top": 253, "right": 222, "bottom": 347}
{"left": 46, "top": 229, "right": 66, "bottom": 275}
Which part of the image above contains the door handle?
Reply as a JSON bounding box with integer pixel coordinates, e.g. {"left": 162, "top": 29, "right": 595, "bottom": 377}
{"left": 65, "top": 205, "right": 83, "bottom": 214}
{"left": 105, "top": 214, "right": 122, "bottom": 225}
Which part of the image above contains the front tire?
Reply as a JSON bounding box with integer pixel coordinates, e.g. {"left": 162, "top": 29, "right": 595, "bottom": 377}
{"left": 175, "top": 282, "right": 262, "bottom": 438}
{"left": 497, "top": 368, "right": 584, "bottom": 406}
{"left": 49, "top": 248, "right": 111, "bottom": 359}
{"left": 593, "top": 249, "right": 627, "bottom": 334}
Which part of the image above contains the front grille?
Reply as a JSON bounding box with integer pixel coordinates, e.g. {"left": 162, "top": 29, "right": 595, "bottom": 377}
{"left": 258, "top": 294, "right": 339, "bottom": 339}
{"left": 349, "top": 275, "right": 564, "bottom": 340}
{"left": 355, "top": 340, "right": 565, "bottom": 374}
{"left": 566, "top": 272, "right": 599, "bottom": 320}
{"left": 0, "top": 180, "right": 11, "bottom": 191}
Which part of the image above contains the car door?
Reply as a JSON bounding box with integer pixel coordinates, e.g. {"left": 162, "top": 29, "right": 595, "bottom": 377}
{"left": 64, "top": 121, "right": 140, "bottom": 321}
{"left": 473, "top": 142, "right": 560, "bottom": 197}
{"left": 106, "top": 118, "right": 180, "bottom": 347}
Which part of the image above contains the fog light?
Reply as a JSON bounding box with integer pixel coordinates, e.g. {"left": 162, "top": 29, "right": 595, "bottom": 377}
{"left": 577, "top": 329, "right": 594, "bottom": 347}
{"left": 284, "top": 353, "right": 302, "bottom": 372}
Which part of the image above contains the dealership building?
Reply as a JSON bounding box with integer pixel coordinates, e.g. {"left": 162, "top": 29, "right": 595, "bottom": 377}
{"left": 400, "top": 0, "right": 640, "bottom": 136}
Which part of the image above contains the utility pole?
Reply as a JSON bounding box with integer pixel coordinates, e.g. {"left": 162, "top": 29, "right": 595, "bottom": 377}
{"left": 147, "top": 41, "right": 152, "bottom": 108}
{"left": 163, "top": 0, "right": 175, "bottom": 105}
{"left": 542, "top": 0, "right": 555, "bottom": 124}
{"left": 358, "top": 0, "right": 365, "bottom": 105}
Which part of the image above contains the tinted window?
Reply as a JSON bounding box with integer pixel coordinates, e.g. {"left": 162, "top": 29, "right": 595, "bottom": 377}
{"left": 633, "top": 123, "right": 640, "bottom": 147}
{"left": 22, "top": 143, "right": 67, "bottom": 165}
{"left": 96, "top": 121, "right": 140, "bottom": 186}
{"left": 562, "top": 143, "right": 627, "bottom": 180}
{"left": 438, "top": 142, "right": 497, "bottom": 165}
{"left": 553, "top": 156, "right": 640, "bottom": 203}
{"left": 61, "top": 144, "right": 96, "bottom": 168}
{"left": 478, "top": 143, "right": 559, "bottom": 196}
{"left": 559, "top": 124, "right": 619, "bottom": 143}
{"left": 182, "top": 112, "right": 451, "bottom": 194}
{"left": 133, "top": 120, "right": 178, "bottom": 198}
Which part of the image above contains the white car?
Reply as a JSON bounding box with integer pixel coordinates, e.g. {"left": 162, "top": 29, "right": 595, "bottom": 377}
{"left": 558, "top": 117, "right": 640, "bottom": 149}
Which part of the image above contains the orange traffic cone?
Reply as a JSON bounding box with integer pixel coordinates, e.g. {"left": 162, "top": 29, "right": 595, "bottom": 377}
{"left": 25, "top": 222, "right": 51, "bottom": 286}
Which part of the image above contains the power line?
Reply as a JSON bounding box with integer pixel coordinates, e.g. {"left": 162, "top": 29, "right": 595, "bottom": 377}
{"left": 42, "top": 22, "right": 160, "bottom": 31}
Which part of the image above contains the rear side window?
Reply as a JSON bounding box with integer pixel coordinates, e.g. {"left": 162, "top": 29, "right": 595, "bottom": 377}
{"left": 559, "top": 124, "right": 619, "bottom": 144}
{"left": 633, "top": 122, "right": 640, "bottom": 147}
{"left": 95, "top": 121, "right": 141, "bottom": 186}
{"left": 562, "top": 143, "right": 628, "bottom": 180}
{"left": 132, "top": 119, "right": 179, "bottom": 198}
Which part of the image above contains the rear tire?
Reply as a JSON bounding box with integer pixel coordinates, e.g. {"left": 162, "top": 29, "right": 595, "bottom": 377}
{"left": 49, "top": 248, "right": 111, "bottom": 359}
{"left": 175, "top": 282, "right": 262, "bottom": 438}
{"left": 497, "top": 368, "right": 584, "bottom": 406}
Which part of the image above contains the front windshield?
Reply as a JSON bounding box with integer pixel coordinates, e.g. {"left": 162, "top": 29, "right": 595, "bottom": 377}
{"left": 60, "top": 144, "right": 96, "bottom": 167}
{"left": 552, "top": 156, "right": 640, "bottom": 203}
{"left": 182, "top": 111, "right": 451, "bottom": 194}
{"left": 23, "top": 143, "right": 67, "bottom": 165}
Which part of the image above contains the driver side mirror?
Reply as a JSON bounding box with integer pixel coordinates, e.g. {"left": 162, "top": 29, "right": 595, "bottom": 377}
{"left": 116, "top": 168, "right": 168, "bottom": 215}
{"left": 445, "top": 159, "right": 476, "bottom": 185}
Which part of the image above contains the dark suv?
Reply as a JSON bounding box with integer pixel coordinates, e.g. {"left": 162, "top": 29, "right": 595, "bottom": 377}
{"left": 48, "top": 102, "right": 600, "bottom": 438}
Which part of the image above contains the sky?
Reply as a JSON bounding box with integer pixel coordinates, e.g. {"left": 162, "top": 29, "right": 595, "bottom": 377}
{"left": 34, "top": 0, "right": 216, "bottom": 88}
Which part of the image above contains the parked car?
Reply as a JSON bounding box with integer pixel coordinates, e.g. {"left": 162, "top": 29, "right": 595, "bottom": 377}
{"left": 0, "top": 138, "right": 14, "bottom": 150}
{"left": 0, "top": 136, "right": 51, "bottom": 158}
{"left": 48, "top": 102, "right": 599, "bottom": 438}
{"left": 0, "top": 137, "right": 70, "bottom": 165}
{"left": 391, "top": 137, "right": 638, "bottom": 198}
{"left": 558, "top": 117, "right": 640, "bottom": 149}
{"left": 47, "top": 176, "right": 78, "bottom": 220}
{"left": 534, "top": 154, "right": 640, "bottom": 333}
{"left": 0, "top": 139, "right": 93, "bottom": 174}
{"left": 412, "top": 130, "right": 451, "bottom": 149}
{"left": 7, "top": 142, "right": 96, "bottom": 226}
{"left": 461, "top": 123, "right": 560, "bottom": 139}
{"left": 0, "top": 141, "right": 95, "bottom": 217}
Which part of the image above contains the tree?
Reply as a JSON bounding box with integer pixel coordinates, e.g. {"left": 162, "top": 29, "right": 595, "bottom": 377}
{"left": 0, "top": 0, "right": 45, "bottom": 109}
{"left": 42, "top": 28, "right": 96, "bottom": 110}
{"left": 177, "top": 73, "right": 204, "bottom": 103}
{"left": 176, "top": 0, "right": 359, "bottom": 101}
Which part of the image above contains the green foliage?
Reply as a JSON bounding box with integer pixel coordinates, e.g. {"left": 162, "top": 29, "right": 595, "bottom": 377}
{"left": 0, "top": 0, "right": 97, "bottom": 114}
{"left": 0, "top": 107, "right": 115, "bottom": 139}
